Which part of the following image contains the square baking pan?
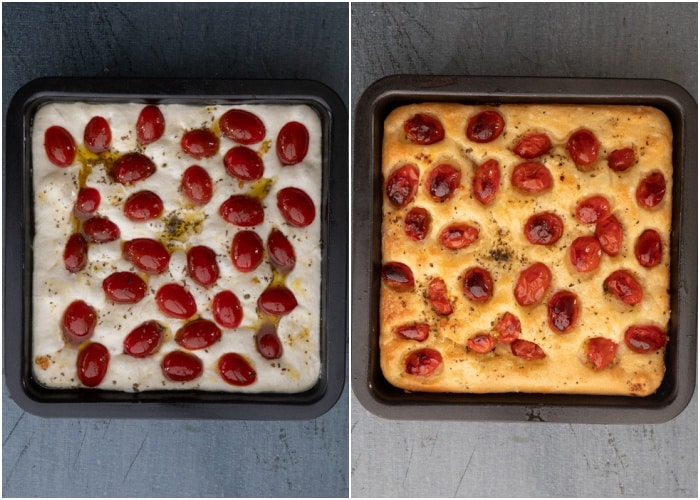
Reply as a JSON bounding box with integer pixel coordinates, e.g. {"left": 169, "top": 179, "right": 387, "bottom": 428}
{"left": 4, "top": 77, "right": 348, "bottom": 419}
{"left": 351, "top": 75, "right": 697, "bottom": 423}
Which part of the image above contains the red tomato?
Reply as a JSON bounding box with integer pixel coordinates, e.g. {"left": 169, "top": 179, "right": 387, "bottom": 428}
{"left": 64, "top": 233, "right": 88, "bottom": 273}
{"left": 575, "top": 195, "right": 611, "bottom": 224}
{"left": 385, "top": 164, "right": 420, "bottom": 207}
{"left": 181, "top": 165, "right": 213, "bottom": 205}
{"left": 123, "top": 321, "right": 164, "bottom": 358}
{"left": 212, "top": 290, "right": 243, "bottom": 329}
{"left": 636, "top": 172, "right": 666, "bottom": 208}
{"left": 514, "top": 262, "right": 551, "bottom": 306}
{"left": 467, "top": 334, "right": 497, "bottom": 353}
{"left": 77, "top": 342, "right": 110, "bottom": 387}
{"left": 136, "top": 105, "right": 165, "bottom": 144}
{"left": 607, "top": 148, "right": 635, "bottom": 171}
{"left": 123, "top": 190, "right": 164, "bottom": 221}
{"left": 624, "top": 325, "right": 668, "bottom": 353}
{"left": 218, "top": 352, "right": 257, "bottom": 386}
{"left": 103, "top": 272, "right": 147, "bottom": 304}
{"left": 123, "top": 238, "right": 170, "bottom": 274}
{"left": 181, "top": 129, "right": 219, "bottom": 159}
{"left": 381, "top": 262, "right": 415, "bottom": 291}
{"left": 83, "top": 116, "right": 111, "bottom": 154}
{"left": 255, "top": 323, "right": 283, "bottom": 359}
{"left": 570, "top": 236, "right": 602, "bottom": 272}
{"left": 635, "top": 229, "right": 663, "bottom": 268}
{"left": 472, "top": 159, "right": 501, "bottom": 205}
{"left": 220, "top": 109, "right": 266, "bottom": 145}
{"left": 83, "top": 216, "right": 120, "bottom": 243}
{"left": 223, "top": 146, "right": 264, "bottom": 181}
{"left": 405, "top": 348, "right": 442, "bottom": 376}
{"left": 427, "top": 277, "right": 453, "bottom": 315}
{"left": 276, "top": 121, "right": 309, "bottom": 165}
{"left": 595, "top": 215, "right": 623, "bottom": 256}
{"left": 466, "top": 110, "right": 505, "bottom": 143}
{"left": 175, "top": 319, "right": 222, "bottom": 350}
{"left": 567, "top": 129, "right": 600, "bottom": 167}
{"left": 425, "top": 163, "right": 462, "bottom": 202}
{"left": 439, "top": 223, "right": 479, "bottom": 250}
{"left": 395, "top": 323, "right": 430, "bottom": 341}
{"left": 511, "top": 162, "right": 553, "bottom": 194}
{"left": 511, "top": 339, "right": 546, "bottom": 360}
{"left": 74, "top": 187, "right": 101, "bottom": 217}
{"left": 219, "top": 195, "right": 265, "bottom": 226}
{"left": 524, "top": 212, "right": 564, "bottom": 245}
{"left": 586, "top": 337, "right": 618, "bottom": 370}
{"left": 548, "top": 290, "right": 579, "bottom": 333}
{"left": 187, "top": 245, "right": 219, "bottom": 286}
{"left": 62, "top": 300, "right": 97, "bottom": 344}
{"left": 462, "top": 266, "right": 493, "bottom": 302}
{"left": 495, "top": 312, "right": 521, "bottom": 344}
{"left": 604, "top": 270, "right": 643, "bottom": 305}
{"left": 44, "top": 126, "right": 76, "bottom": 167}
{"left": 277, "top": 187, "right": 316, "bottom": 227}
{"left": 404, "top": 113, "right": 445, "bottom": 145}
{"left": 156, "top": 283, "right": 197, "bottom": 319}
{"left": 113, "top": 153, "right": 156, "bottom": 184}
{"left": 266, "top": 229, "right": 296, "bottom": 273}
{"left": 161, "top": 350, "right": 203, "bottom": 382}
{"left": 404, "top": 207, "right": 431, "bottom": 241}
{"left": 257, "top": 287, "right": 298, "bottom": 316}
{"left": 231, "top": 230, "right": 264, "bottom": 272}
{"left": 513, "top": 133, "right": 552, "bottom": 159}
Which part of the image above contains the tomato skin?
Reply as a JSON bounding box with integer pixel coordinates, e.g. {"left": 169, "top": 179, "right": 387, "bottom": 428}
{"left": 405, "top": 348, "right": 442, "bottom": 376}
{"left": 187, "top": 245, "right": 219, "bottom": 286}
{"left": 636, "top": 172, "right": 666, "bottom": 208}
{"left": 123, "top": 190, "right": 164, "bottom": 221}
{"left": 218, "top": 353, "right": 257, "bottom": 386}
{"left": 103, "top": 271, "right": 147, "bottom": 304}
{"left": 575, "top": 195, "right": 611, "bottom": 224}
{"left": 44, "top": 126, "right": 76, "bottom": 167}
{"left": 74, "top": 187, "right": 101, "bottom": 217}
{"left": 123, "top": 238, "right": 171, "bottom": 274}
{"left": 467, "top": 334, "right": 497, "bottom": 353}
{"left": 77, "top": 342, "right": 110, "bottom": 387}
{"left": 255, "top": 323, "right": 283, "bottom": 359}
{"left": 83, "top": 216, "right": 120, "bottom": 243}
{"left": 175, "top": 319, "right": 222, "bottom": 350}
{"left": 427, "top": 277, "right": 453, "bottom": 315}
{"left": 123, "top": 321, "right": 164, "bottom": 358}
{"left": 586, "top": 337, "right": 618, "bottom": 370}
{"left": 181, "top": 165, "right": 213, "bottom": 205}
{"left": 472, "top": 159, "right": 501, "bottom": 205}
{"left": 624, "top": 325, "right": 668, "bottom": 353}
{"left": 635, "top": 229, "right": 663, "bottom": 268}
{"left": 220, "top": 109, "right": 266, "bottom": 145}
{"left": 511, "top": 339, "right": 546, "bottom": 360}
{"left": 385, "top": 164, "right": 420, "bottom": 207}
{"left": 514, "top": 262, "right": 551, "bottom": 306}
{"left": 212, "top": 290, "right": 243, "bottom": 329}
{"left": 513, "top": 133, "right": 552, "bottom": 159}
{"left": 548, "top": 290, "right": 579, "bottom": 333}
{"left": 277, "top": 187, "right": 316, "bottom": 227}
{"left": 220, "top": 195, "right": 265, "bottom": 226}
{"left": 570, "top": 236, "right": 603, "bottom": 272}
{"left": 276, "top": 121, "right": 309, "bottom": 165}
{"left": 181, "top": 129, "right": 219, "bottom": 159}
{"left": 425, "top": 163, "right": 462, "bottom": 202}
{"left": 524, "top": 212, "right": 564, "bottom": 245}
{"left": 604, "top": 270, "right": 643, "bottom": 305}
{"left": 113, "top": 153, "right": 156, "bottom": 184}
{"left": 257, "top": 287, "right": 298, "bottom": 316}
{"left": 395, "top": 323, "right": 430, "bottom": 341}
{"left": 439, "top": 223, "right": 479, "bottom": 250}
{"left": 466, "top": 110, "right": 505, "bottom": 143}
{"left": 156, "top": 283, "right": 197, "bottom": 319}
{"left": 161, "top": 350, "right": 203, "bottom": 382}
{"left": 595, "top": 215, "right": 623, "bottom": 256}
{"left": 404, "top": 113, "right": 445, "bottom": 145}
{"left": 511, "top": 162, "right": 553, "bottom": 194}
{"left": 381, "top": 262, "right": 415, "bottom": 291}
{"left": 223, "top": 146, "right": 264, "bottom": 181}
{"left": 231, "top": 230, "right": 264, "bottom": 272}
{"left": 64, "top": 233, "right": 88, "bottom": 273}
{"left": 607, "top": 148, "right": 635, "bottom": 171}
{"left": 567, "top": 129, "right": 600, "bottom": 167}
{"left": 84, "top": 116, "right": 111, "bottom": 154}
{"left": 403, "top": 207, "right": 431, "bottom": 241}
{"left": 62, "top": 300, "right": 97, "bottom": 344}
{"left": 495, "top": 312, "right": 521, "bottom": 344}
{"left": 266, "top": 229, "right": 296, "bottom": 273}
{"left": 462, "top": 266, "right": 493, "bottom": 302}
{"left": 136, "top": 105, "right": 165, "bottom": 144}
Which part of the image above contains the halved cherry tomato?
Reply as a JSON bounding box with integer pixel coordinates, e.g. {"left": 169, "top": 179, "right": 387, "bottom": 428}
{"left": 472, "top": 159, "right": 501, "bottom": 205}
{"left": 439, "top": 223, "right": 479, "bottom": 250}
{"left": 257, "top": 287, "right": 298, "bottom": 316}
{"left": 123, "top": 190, "right": 163, "bottom": 221}
{"left": 218, "top": 352, "right": 257, "bottom": 386}
{"left": 113, "top": 153, "right": 156, "bottom": 184}
{"left": 231, "top": 230, "right": 264, "bottom": 272}
{"left": 381, "top": 262, "right": 415, "bottom": 291}
{"left": 103, "top": 272, "right": 147, "bottom": 304}
{"left": 466, "top": 110, "right": 504, "bottom": 143}
{"left": 123, "top": 321, "right": 164, "bottom": 358}
{"left": 514, "top": 262, "right": 551, "bottom": 306}
{"left": 212, "top": 290, "right": 243, "bottom": 329}
{"left": 567, "top": 129, "right": 600, "bottom": 167}
{"left": 404, "top": 113, "right": 445, "bottom": 145}
{"left": 624, "top": 325, "right": 668, "bottom": 353}
{"left": 395, "top": 323, "right": 430, "bottom": 341}
{"left": 156, "top": 283, "right": 197, "bottom": 319}
{"left": 220, "top": 109, "right": 266, "bottom": 145}
{"left": 548, "top": 290, "right": 579, "bottom": 333}
{"left": 607, "top": 148, "right": 635, "bottom": 171}
{"left": 187, "top": 245, "right": 219, "bottom": 286}
{"left": 595, "top": 215, "right": 623, "bottom": 256}
{"left": 570, "top": 236, "right": 602, "bottom": 272}
{"left": 220, "top": 195, "right": 264, "bottom": 226}
{"left": 277, "top": 187, "right": 316, "bottom": 227}
{"left": 462, "top": 266, "right": 493, "bottom": 302}
{"left": 74, "top": 187, "right": 101, "bottom": 217}
{"left": 175, "top": 319, "right": 222, "bottom": 350}
{"left": 513, "top": 133, "right": 552, "bottom": 159}
{"left": 83, "top": 116, "right": 111, "bottom": 154}
{"left": 604, "top": 270, "right": 643, "bottom": 305}
{"left": 62, "top": 300, "right": 97, "bottom": 344}
{"left": 511, "top": 339, "right": 546, "bottom": 360}
{"left": 405, "top": 348, "right": 442, "bottom": 376}
{"left": 223, "top": 146, "right": 264, "bottom": 181}
{"left": 524, "top": 212, "right": 563, "bottom": 245}
{"left": 266, "top": 229, "right": 296, "bottom": 273}
{"left": 77, "top": 342, "right": 110, "bottom": 387}
{"left": 123, "top": 238, "right": 170, "bottom": 274}
{"left": 83, "top": 216, "right": 120, "bottom": 243}
{"left": 635, "top": 229, "right": 663, "bottom": 268}
{"left": 404, "top": 207, "right": 431, "bottom": 241}
{"left": 255, "top": 323, "right": 283, "bottom": 359}
{"left": 427, "top": 277, "right": 453, "bottom": 315}
{"left": 586, "top": 337, "right": 618, "bottom": 370}
{"left": 385, "top": 164, "right": 420, "bottom": 207}
{"left": 511, "top": 162, "right": 553, "bottom": 194}
{"left": 64, "top": 233, "right": 88, "bottom": 273}
{"left": 495, "top": 312, "right": 521, "bottom": 344}
{"left": 636, "top": 172, "right": 666, "bottom": 208}
{"left": 425, "top": 163, "right": 461, "bottom": 202}
{"left": 44, "top": 126, "right": 75, "bottom": 167}
{"left": 276, "top": 121, "right": 309, "bottom": 165}
{"left": 161, "top": 350, "right": 203, "bottom": 382}
{"left": 181, "top": 165, "right": 213, "bottom": 205}
{"left": 575, "top": 195, "right": 611, "bottom": 224}
{"left": 467, "top": 334, "right": 497, "bottom": 353}
{"left": 136, "top": 105, "right": 165, "bottom": 144}
{"left": 181, "top": 129, "right": 219, "bottom": 159}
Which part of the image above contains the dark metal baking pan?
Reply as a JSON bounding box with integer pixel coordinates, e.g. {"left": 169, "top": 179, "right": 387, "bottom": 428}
{"left": 4, "top": 77, "right": 348, "bottom": 419}
{"left": 351, "top": 75, "right": 697, "bottom": 423}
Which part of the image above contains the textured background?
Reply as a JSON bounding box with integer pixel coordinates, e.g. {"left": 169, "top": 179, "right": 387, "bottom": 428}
{"left": 2, "top": 3, "right": 349, "bottom": 497}
{"left": 350, "top": 3, "right": 697, "bottom": 498}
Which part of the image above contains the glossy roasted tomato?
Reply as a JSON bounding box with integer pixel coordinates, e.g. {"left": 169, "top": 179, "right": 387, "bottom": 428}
{"left": 467, "top": 334, "right": 497, "bottom": 353}
{"left": 219, "top": 195, "right": 265, "bottom": 226}
{"left": 439, "top": 223, "right": 479, "bottom": 250}
{"left": 524, "top": 212, "right": 563, "bottom": 245}
{"left": 231, "top": 230, "right": 264, "bottom": 272}
{"left": 212, "top": 290, "right": 243, "bottom": 329}
{"left": 511, "top": 339, "right": 546, "bottom": 360}
{"left": 123, "top": 321, "right": 164, "bottom": 358}
{"left": 83, "top": 216, "right": 120, "bottom": 243}
{"left": 511, "top": 162, "right": 553, "bottom": 194}
{"left": 103, "top": 271, "right": 147, "bottom": 304}
{"left": 257, "top": 287, "right": 298, "bottom": 316}
{"left": 83, "top": 116, "right": 111, "bottom": 154}
{"left": 161, "top": 350, "right": 203, "bottom": 382}
{"left": 395, "top": 323, "right": 430, "bottom": 341}
{"left": 427, "top": 277, "right": 452, "bottom": 315}
{"left": 255, "top": 323, "right": 283, "bottom": 360}
{"left": 175, "top": 319, "right": 222, "bottom": 350}
{"left": 63, "top": 233, "right": 88, "bottom": 273}
{"left": 514, "top": 262, "right": 551, "bottom": 306}
{"left": 77, "top": 342, "right": 110, "bottom": 387}
{"left": 472, "top": 159, "right": 501, "bottom": 205}
{"left": 567, "top": 129, "right": 600, "bottom": 167}
{"left": 404, "top": 207, "right": 431, "bottom": 241}
{"left": 218, "top": 352, "right": 257, "bottom": 386}
{"left": 44, "top": 125, "right": 76, "bottom": 166}
{"left": 186, "top": 245, "right": 219, "bottom": 286}
{"left": 220, "top": 109, "right": 266, "bottom": 145}
{"left": 513, "top": 132, "right": 552, "bottom": 159}
{"left": 495, "top": 312, "right": 521, "bottom": 344}
{"left": 123, "top": 238, "right": 171, "bottom": 274}
{"left": 224, "top": 146, "right": 264, "bottom": 181}
{"left": 465, "top": 110, "right": 504, "bottom": 143}
{"left": 635, "top": 229, "right": 663, "bottom": 268}
{"left": 62, "top": 300, "right": 97, "bottom": 344}
{"left": 547, "top": 290, "right": 579, "bottom": 333}
{"left": 181, "top": 129, "right": 219, "bottom": 159}
{"left": 405, "top": 348, "right": 442, "bottom": 376}
{"left": 385, "top": 164, "right": 420, "bottom": 207}
{"left": 381, "top": 262, "right": 415, "bottom": 291}
{"left": 636, "top": 171, "right": 666, "bottom": 208}
{"left": 586, "top": 337, "right": 618, "bottom": 370}
{"left": 156, "top": 283, "right": 197, "bottom": 319}
{"left": 604, "top": 269, "right": 643, "bottom": 305}
{"left": 276, "top": 121, "right": 309, "bottom": 165}
{"left": 462, "top": 266, "right": 493, "bottom": 302}
{"left": 181, "top": 165, "right": 213, "bottom": 205}
{"left": 624, "top": 325, "right": 668, "bottom": 353}
{"left": 595, "top": 214, "right": 623, "bottom": 256}
{"left": 74, "top": 187, "right": 101, "bottom": 217}
{"left": 607, "top": 148, "right": 635, "bottom": 171}
{"left": 136, "top": 105, "right": 165, "bottom": 144}
{"left": 123, "top": 190, "right": 164, "bottom": 221}
{"left": 575, "top": 195, "right": 611, "bottom": 224}
{"left": 404, "top": 113, "right": 445, "bottom": 145}
{"left": 277, "top": 187, "right": 316, "bottom": 227}
{"left": 266, "top": 229, "right": 296, "bottom": 273}
{"left": 113, "top": 152, "right": 156, "bottom": 184}
{"left": 425, "top": 163, "right": 461, "bottom": 202}
{"left": 570, "top": 236, "right": 603, "bottom": 272}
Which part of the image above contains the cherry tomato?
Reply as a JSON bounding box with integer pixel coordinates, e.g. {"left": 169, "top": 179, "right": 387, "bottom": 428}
{"left": 511, "top": 339, "right": 546, "bottom": 360}
{"left": 181, "top": 165, "right": 213, "bottom": 205}
{"left": 514, "top": 262, "right": 551, "bottom": 306}
{"left": 156, "top": 283, "right": 197, "bottom": 319}
{"left": 62, "top": 300, "right": 97, "bottom": 344}
{"left": 404, "top": 113, "right": 444, "bottom": 145}
{"left": 595, "top": 215, "right": 623, "bottom": 256}
{"left": 223, "top": 146, "right": 264, "bottom": 181}
{"left": 212, "top": 290, "right": 243, "bottom": 329}
{"left": 385, "top": 164, "right": 420, "bottom": 207}
{"left": 425, "top": 163, "right": 461, "bottom": 202}
{"left": 266, "top": 229, "right": 296, "bottom": 273}
{"left": 181, "top": 129, "right": 219, "bottom": 159}
{"left": 395, "top": 323, "right": 430, "bottom": 341}
{"left": 123, "top": 238, "right": 170, "bottom": 274}
{"left": 570, "top": 236, "right": 602, "bottom": 272}
{"left": 103, "top": 271, "right": 147, "bottom": 304}
{"left": 575, "top": 195, "right": 611, "bottom": 224}
{"left": 277, "top": 187, "right": 316, "bottom": 227}
{"left": 604, "top": 270, "right": 643, "bottom": 305}
{"left": 74, "top": 187, "right": 101, "bottom": 217}
{"left": 83, "top": 116, "right": 111, "bottom": 154}
{"left": 427, "top": 277, "right": 453, "bottom": 315}
{"left": 635, "top": 229, "right": 663, "bottom": 268}
{"left": 123, "top": 190, "right": 164, "bottom": 221}
{"left": 467, "top": 334, "right": 497, "bottom": 353}
{"left": 466, "top": 110, "right": 505, "bottom": 143}
{"left": 381, "top": 262, "right": 415, "bottom": 291}
{"left": 513, "top": 133, "right": 552, "bottom": 159}
{"left": 462, "top": 266, "right": 493, "bottom": 302}
{"left": 161, "top": 350, "right": 203, "bottom": 382}
{"left": 77, "top": 342, "right": 110, "bottom": 387}
{"left": 624, "top": 325, "right": 668, "bottom": 353}
{"left": 64, "top": 233, "right": 88, "bottom": 273}
{"left": 636, "top": 172, "right": 666, "bottom": 208}
{"left": 187, "top": 245, "right": 219, "bottom": 286}
{"left": 511, "top": 162, "right": 553, "bottom": 194}
{"left": 405, "top": 348, "right": 442, "bottom": 376}
{"left": 439, "top": 223, "right": 479, "bottom": 250}
{"left": 472, "top": 159, "right": 501, "bottom": 205}
{"left": 220, "top": 109, "right": 266, "bottom": 145}
{"left": 495, "top": 312, "right": 521, "bottom": 344}
{"left": 175, "top": 319, "right": 222, "bottom": 350}
{"left": 218, "top": 353, "right": 257, "bottom": 386}
{"left": 276, "top": 121, "right": 309, "bottom": 165}
{"left": 44, "top": 126, "right": 76, "bottom": 167}
{"left": 83, "top": 216, "right": 120, "bottom": 243}
{"left": 219, "top": 195, "right": 264, "bottom": 226}
{"left": 567, "top": 129, "right": 600, "bottom": 167}
{"left": 257, "top": 287, "right": 298, "bottom": 316}
{"left": 404, "top": 207, "right": 431, "bottom": 241}
{"left": 136, "top": 105, "right": 165, "bottom": 144}
{"left": 231, "top": 230, "right": 264, "bottom": 272}
{"left": 548, "top": 290, "right": 579, "bottom": 333}
{"left": 113, "top": 153, "right": 156, "bottom": 184}
{"left": 524, "top": 212, "right": 564, "bottom": 245}
{"left": 607, "top": 148, "right": 635, "bottom": 171}
{"left": 586, "top": 337, "right": 618, "bottom": 370}
{"left": 255, "top": 323, "right": 283, "bottom": 359}
{"left": 123, "top": 321, "right": 164, "bottom": 358}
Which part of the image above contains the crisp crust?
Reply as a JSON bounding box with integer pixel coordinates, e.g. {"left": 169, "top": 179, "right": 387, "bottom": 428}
{"left": 380, "top": 103, "right": 673, "bottom": 396}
